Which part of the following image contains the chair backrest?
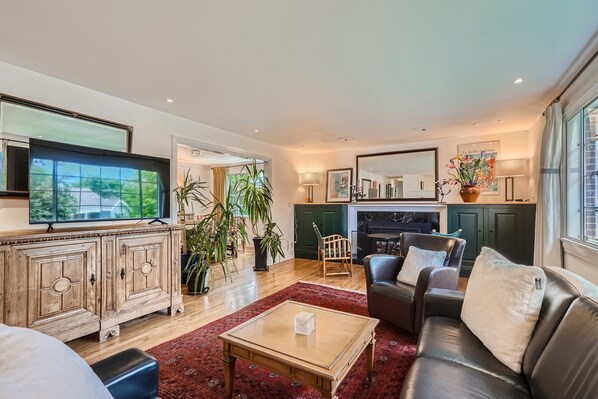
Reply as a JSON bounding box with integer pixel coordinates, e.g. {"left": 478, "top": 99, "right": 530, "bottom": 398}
{"left": 399, "top": 233, "right": 465, "bottom": 273}
{"left": 431, "top": 229, "right": 462, "bottom": 238}
{"left": 312, "top": 222, "right": 325, "bottom": 249}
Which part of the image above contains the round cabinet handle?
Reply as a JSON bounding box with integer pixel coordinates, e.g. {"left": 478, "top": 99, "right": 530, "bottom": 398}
{"left": 478, "top": 230, "right": 482, "bottom": 233}
{"left": 489, "top": 230, "right": 494, "bottom": 233}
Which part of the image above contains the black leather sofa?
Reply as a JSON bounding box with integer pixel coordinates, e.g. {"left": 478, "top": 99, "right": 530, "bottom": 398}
{"left": 91, "top": 348, "right": 159, "bottom": 399}
{"left": 400, "top": 267, "right": 598, "bottom": 399}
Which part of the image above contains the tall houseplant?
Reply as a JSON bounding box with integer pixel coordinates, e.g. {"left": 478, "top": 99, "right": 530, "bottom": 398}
{"left": 184, "top": 182, "right": 247, "bottom": 294}
{"left": 237, "top": 160, "right": 285, "bottom": 271}
{"left": 174, "top": 169, "right": 210, "bottom": 224}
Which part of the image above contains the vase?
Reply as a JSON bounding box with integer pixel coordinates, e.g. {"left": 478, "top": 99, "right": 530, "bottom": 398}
{"left": 459, "top": 185, "right": 481, "bottom": 202}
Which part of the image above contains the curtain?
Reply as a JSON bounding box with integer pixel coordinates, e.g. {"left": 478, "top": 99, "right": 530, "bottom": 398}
{"left": 212, "top": 167, "right": 227, "bottom": 208}
{"left": 534, "top": 102, "right": 563, "bottom": 267}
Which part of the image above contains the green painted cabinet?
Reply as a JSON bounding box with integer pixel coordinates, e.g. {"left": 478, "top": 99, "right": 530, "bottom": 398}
{"left": 294, "top": 204, "right": 348, "bottom": 259}
{"left": 448, "top": 204, "right": 536, "bottom": 276}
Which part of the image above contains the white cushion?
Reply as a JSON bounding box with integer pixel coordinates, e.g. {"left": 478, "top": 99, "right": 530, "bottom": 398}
{"left": 397, "top": 246, "right": 447, "bottom": 286}
{"left": 461, "top": 247, "right": 546, "bottom": 373}
{"left": 0, "top": 324, "right": 113, "bottom": 399}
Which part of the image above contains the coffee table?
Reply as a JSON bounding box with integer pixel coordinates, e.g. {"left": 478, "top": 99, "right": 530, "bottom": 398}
{"left": 218, "top": 300, "right": 379, "bottom": 399}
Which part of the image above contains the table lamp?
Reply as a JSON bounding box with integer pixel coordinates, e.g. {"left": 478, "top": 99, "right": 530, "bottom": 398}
{"left": 495, "top": 159, "right": 527, "bottom": 201}
{"left": 300, "top": 172, "right": 320, "bottom": 203}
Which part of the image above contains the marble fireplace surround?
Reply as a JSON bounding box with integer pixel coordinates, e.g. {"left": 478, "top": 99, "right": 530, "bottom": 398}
{"left": 348, "top": 203, "right": 448, "bottom": 256}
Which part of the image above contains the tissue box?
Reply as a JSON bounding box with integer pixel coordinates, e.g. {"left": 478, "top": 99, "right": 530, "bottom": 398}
{"left": 294, "top": 311, "right": 316, "bottom": 335}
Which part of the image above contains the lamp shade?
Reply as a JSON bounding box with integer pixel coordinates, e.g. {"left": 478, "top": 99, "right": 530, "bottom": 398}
{"left": 495, "top": 159, "right": 527, "bottom": 177}
{"left": 300, "top": 172, "right": 320, "bottom": 185}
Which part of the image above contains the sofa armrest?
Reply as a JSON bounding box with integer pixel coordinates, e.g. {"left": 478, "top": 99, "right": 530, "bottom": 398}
{"left": 90, "top": 348, "right": 159, "bottom": 399}
{"left": 413, "top": 267, "right": 459, "bottom": 334}
{"left": 423, "top": 288, "right": 465, "bottom": 320}
{"left": 363, "top": 254, "right": 404, "bottom": 290}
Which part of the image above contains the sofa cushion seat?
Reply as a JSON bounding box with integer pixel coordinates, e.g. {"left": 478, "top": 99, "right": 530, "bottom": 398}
{"left": 369, "top": 281, "right": 415, "bottom": 330}
{"left": 400, "top": 357, "right": 531, "bottom": 399}
{"left": 417, "top": 316, "right": 526, "bottom": 389}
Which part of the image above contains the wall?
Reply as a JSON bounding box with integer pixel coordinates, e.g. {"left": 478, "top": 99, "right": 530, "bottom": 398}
{"left": 301, "top": 130, "right": 536, "bottom": 204}
{"left": 0, "top": 61, "right": 303, "bottom": 262}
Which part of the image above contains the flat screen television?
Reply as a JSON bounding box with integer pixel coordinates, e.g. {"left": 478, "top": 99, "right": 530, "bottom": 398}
{"left": 29, "top": 139, "right": 170, "bottom": 226}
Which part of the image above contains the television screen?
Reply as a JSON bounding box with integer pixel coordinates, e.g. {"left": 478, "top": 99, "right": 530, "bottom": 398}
{"left": 29, "top": 139, "right": 170, "bottom": 224}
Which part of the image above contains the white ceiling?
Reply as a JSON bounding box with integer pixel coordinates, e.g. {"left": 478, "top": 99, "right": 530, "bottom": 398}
{"left": 0, "top": 1, "right": 596, "bottom": 152}
{"left": 178, "top": 144, "right": 252, "bottom": 167}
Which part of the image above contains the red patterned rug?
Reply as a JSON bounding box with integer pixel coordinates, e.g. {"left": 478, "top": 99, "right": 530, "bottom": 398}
{"left": 147, "top": 282, "right": 416, "bottom": 398}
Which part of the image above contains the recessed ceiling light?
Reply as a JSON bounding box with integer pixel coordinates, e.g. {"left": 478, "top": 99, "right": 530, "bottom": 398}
{"left": 254, "top": 129, "right": 259, "bottom": 133}
{"left": 166, "top": 98, "right": 174, "bottom": 103}
{"left": 337, "top": 136, "right": 354, "bottom": 142}
{"left": 412, "top": 126, "right": 432, "bottom": 132}
{"left": 37, "top": 135, "right": 43, "bottom": 138}
{"left": 513, "top": 78, "right": 524, "bottom": 85}
{"left": 473, "top": 123, "right": 480, "bottom": 126}
{"left": 497, "top": 119, "right": 504, "bottom": 123}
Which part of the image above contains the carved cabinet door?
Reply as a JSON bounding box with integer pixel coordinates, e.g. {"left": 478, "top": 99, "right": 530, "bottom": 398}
{"left": 8, "top": 239, "right": 101, "bottom": 341}
{"left": 115, "top": 233, "right": 171, "bottom": 317}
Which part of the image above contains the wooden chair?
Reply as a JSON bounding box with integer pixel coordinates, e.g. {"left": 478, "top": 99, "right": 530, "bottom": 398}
{"left": 312, "top": 223, "right": 353, "bottom": 277}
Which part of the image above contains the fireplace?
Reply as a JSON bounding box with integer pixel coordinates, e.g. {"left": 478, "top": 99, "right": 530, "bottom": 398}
{"left": 355, "top": 210, "right": 440, "bottom": 260}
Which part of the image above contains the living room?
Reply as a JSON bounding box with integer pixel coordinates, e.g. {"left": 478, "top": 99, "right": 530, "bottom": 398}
{"left": 0, "top": 2, "right": 597, "bottom": 399}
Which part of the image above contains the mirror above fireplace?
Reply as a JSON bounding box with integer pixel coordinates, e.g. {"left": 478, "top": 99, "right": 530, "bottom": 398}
{"left": 356, "top": 148, "right": 438, "bottom": 201}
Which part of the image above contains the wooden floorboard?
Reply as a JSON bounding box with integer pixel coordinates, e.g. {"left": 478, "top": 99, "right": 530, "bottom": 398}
{"left": 69, "top": 252, "right": 367, "bottom": 363}
{"left": 70, "top": 252, "right": 467, "bottom": 364}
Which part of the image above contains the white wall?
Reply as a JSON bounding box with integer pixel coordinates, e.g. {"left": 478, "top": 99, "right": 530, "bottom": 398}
{"left": 302, "top": 130, "right": 536, "bottom": 204}
{"left": 0, "top": 61, "right": 303, "bottom": 261}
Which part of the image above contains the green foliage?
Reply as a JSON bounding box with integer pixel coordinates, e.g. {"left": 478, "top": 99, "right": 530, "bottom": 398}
{"left": 236, "top": 160, "right": 285, "bottom": 263}
{"left": 174, "top": 170, "right": 210, "bottom": 214}
{"left": 184, "top": 182, "right": 247, "bottom": 292}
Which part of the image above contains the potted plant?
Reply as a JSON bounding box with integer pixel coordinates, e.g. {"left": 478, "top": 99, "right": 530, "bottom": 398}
{"left": 447, "top": 152, "right": 496, "bottom": 202}
{"left": 173, "top": 169, "right": 209, "bottom": 224}
{"left": 236, "top": 160, "right": 285, "bottom": 271}
{"left": 184, "top": 183, "right": 247, "bottom": 294}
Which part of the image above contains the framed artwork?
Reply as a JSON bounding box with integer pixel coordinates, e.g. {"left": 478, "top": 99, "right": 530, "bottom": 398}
{"left": 457, "top": 141, "right": 500, "bottom": 195}
{"left": 326, "top": 168, "right": 353, "bottom": 203}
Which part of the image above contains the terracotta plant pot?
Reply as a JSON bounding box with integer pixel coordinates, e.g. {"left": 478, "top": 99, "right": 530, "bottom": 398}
{"left": 459, "top": 185, "right": 481, "bottom": 202}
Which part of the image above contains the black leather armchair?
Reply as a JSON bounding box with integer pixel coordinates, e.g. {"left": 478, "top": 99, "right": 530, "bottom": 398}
{"left": 363, "top": 232, "right": 465, "bottom": 335}
{"left": 91, "top": 348, "right": 159, "bottom": 399}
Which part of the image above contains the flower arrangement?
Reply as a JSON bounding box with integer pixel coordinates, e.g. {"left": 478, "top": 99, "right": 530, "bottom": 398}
{"left": 447, "top": 152, "right": 496, "bottom": 188}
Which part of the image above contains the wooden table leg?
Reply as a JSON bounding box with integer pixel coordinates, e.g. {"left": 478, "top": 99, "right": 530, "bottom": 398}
{"left": 366, "top": 333, "right": 376, "bottom": 382}
{"left": 223, "top": 343, "right": 237, "bottom": 399}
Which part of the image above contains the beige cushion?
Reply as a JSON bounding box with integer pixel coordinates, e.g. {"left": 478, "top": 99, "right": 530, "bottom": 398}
{"left": 397, "top": 246, "right": 447, "bottom": 286}
{"left": 461, "top": 247, "right": 546, "bottom": 372}
{"left": 0, "top": 324, "right": 113, "bottom": 399}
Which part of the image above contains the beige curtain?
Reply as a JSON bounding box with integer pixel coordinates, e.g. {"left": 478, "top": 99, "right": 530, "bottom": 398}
{"left": 534, "top": 102, "right": 563, "bottom": 267}
{"left": 212, "top": 167, "right": 227, "bottom": 209}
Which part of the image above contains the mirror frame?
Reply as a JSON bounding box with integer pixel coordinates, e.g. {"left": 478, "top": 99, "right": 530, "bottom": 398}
{"left": 356, "top": 147, "right": 439, "bottom": 202}
{"left": 0, "top": 93, "right": 133, "bottom": 198}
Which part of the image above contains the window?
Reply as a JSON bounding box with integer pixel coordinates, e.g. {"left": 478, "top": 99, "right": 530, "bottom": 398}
{"left": 566, "top": 97, "right": 598, "bottom": 246}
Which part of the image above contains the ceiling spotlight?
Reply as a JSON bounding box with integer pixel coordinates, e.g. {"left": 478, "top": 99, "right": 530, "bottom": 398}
{"left": 191, "top": 149, "right": 202, "bottom": 158}
{"left": 337, "top": 136, "right": 354, "bottom": 142}
{"left": 254, "top": 129, "right": 260, "bottom": 133}
{"left": 513, "top": 78, "right": 524, "bottom": 85}
{"left": 497, "top": 119, "right": 504, "bottom": 123}
{"left": 473, "top": 123, "right": 480, "bottom": 126}
{"left": 37, "top": 135, "right": 43, "bottom": 138}
{"left": 412, "top": 126, "right": 432, "bottom": 132}
{"left": 166, "top": 98, "right": 174, "bottom": 103}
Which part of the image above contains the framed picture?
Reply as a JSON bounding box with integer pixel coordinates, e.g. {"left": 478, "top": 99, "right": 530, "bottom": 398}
{"left": 457, "top": 141, "right": 500, "bottom": 195}
{"left": 326, "top": 168, "right": 353, "bottom": 203}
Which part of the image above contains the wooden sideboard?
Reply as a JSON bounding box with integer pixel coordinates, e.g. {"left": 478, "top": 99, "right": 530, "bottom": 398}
{"left": 0, "top": 224, "right": 184, "bottom": 342}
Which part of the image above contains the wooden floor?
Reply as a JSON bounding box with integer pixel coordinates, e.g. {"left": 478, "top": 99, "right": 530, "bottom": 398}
{"left": 70, "top": 252, "right": 467, "bottom": 364}
{"left": 70, "top": 252, "right": 368, "bottom": 363}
